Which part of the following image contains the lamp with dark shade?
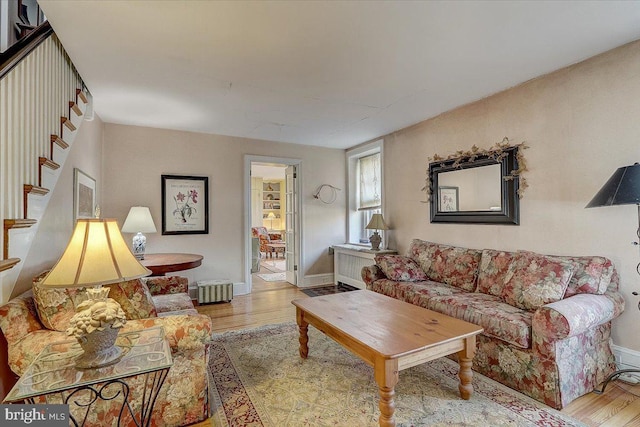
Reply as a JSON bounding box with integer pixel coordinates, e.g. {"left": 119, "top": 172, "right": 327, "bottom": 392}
{"left": 586, "top": 162, "right": 640, "bottom": 393}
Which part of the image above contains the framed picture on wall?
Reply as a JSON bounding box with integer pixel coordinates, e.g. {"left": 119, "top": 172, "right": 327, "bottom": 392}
{"left": 438, "top": 186, "right": 459, "bottom": 212}
{"left": 161, "top": 174, "right": 209, "bottom": 235}
{"left": 74, "top": 168, "right": 96, "bottom": 222}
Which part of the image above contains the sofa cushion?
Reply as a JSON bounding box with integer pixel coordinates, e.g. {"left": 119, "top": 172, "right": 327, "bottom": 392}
{"left": 476, "top": 249, "right": 518, "bottom": 297}
{"left": 107, "top": 279, "right": 158, "bottom": 319}
{"left": 143, "top": 276, "right": 189, "bottom": 295}
{"left": 375, "top": 255, "right": 428, "bottom": 282}
{"left": 407, "top": 239, "right": 481, "bottom": 291}
{"left": 370, "top": 279, "right": 465, "bottom": 305}
{"left": 501, "top": 252, "right": 575, "bottom": 310}
{"left": 152, "top": 293, "right": 195, "bottom": 314}
{"left": 556, "top": 255, "right": 614, "bottom": 297}
{"left": 428, "top": 293, "right": 533, "bottom": 349}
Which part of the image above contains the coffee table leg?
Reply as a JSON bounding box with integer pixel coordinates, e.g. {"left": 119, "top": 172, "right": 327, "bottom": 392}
{"left": 457, "top": 336, "right": 477, "bottom": 399}
{"left": 296, "top": 308, "right": 309, "bottom": 359}
{"left": 374, "top": 358, "right": 399, "bottom": 427}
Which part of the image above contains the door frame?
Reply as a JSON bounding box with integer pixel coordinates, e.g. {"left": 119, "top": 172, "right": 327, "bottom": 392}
{"left": 244, "top": 155, "right": 303, "bottom": 293}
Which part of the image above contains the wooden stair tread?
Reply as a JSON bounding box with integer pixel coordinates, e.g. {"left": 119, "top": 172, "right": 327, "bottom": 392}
{"left": 39, "top": 157, "right": 60, "bottom": 170}
{"left": 0, "top": 258, "right": 20, "bottom": 273}
{"left": 61, "top": 117, "right": 76, "bottom": 132}
{"left": 24, "top": 184, "right": 49, "bottom": 196}
{"left": 50, "top": 134, "right": 69, "bottom": 150}
{"left": 69, "top": 101, "right": 83, "bottom": 117}
{"left": 76, "top": 88, "right": 88, "bottom": 104}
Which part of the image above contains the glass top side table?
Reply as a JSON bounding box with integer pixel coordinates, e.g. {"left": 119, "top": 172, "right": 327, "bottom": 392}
{"left": 4, "top": 326, "right": 173, "bottom": 427}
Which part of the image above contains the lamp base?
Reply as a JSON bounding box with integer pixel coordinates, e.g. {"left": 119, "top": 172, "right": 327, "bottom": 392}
{"left": 132, "top": 232, "right": 146, "bottom": 260}
{"left": 75, "top": 326, "right": 123, "bottom": 369}
{"left": 369, "top": 231, "right": 382, "bottom": 251}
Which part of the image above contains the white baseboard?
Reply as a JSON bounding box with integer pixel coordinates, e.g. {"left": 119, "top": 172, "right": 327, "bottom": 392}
{"left": 300, "top": 273, "right": 334, "bottom": 288}
{"left": 612, "top": 344, "right": 640, "bottom": 370}
{"left": 234, "top": 282, "right": 248, "bottom": 295}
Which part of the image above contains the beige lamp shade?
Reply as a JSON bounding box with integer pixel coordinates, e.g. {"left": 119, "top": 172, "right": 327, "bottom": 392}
{"left": 121, "top": 206, "right": 157, "bottom": 233}
{"left": 267, "top": 212, "right": 276, "bottom": 219}
{"left": 40, "top": 219, "right": 151, "bottom": 288}
{"left": 365, "top": 213, "right": 389, "bottom": 231}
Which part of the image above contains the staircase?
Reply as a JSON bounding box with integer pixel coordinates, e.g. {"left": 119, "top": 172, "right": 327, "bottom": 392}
{"left": 0, "top": 30, "right": 89, "bottom": 302}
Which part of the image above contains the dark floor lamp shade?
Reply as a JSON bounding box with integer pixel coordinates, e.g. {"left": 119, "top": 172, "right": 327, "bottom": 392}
{"left": 585, "top": 163, "right": 640, "bottom": 208}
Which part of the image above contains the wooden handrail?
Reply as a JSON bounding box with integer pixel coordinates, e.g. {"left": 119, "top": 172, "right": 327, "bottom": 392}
{"left": 0, "top": 22, "right": 53, "bottom": 79}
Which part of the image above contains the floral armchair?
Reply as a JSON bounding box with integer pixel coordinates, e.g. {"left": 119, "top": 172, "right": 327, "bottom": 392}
{"left": 251, "top": 226, "right": 284, "bottom": 254}
{"left": 0, "top": 274, "right": 212, "bottom": 426}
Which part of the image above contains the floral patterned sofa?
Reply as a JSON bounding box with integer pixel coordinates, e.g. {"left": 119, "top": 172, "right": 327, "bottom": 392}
{"left": 0, "top": 275, "right": 212, "bottom": 426}
{"left": 361, "top": 239, "right": 625, "bottom": 409}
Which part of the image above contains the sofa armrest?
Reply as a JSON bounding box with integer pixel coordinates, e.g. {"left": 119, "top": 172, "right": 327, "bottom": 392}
{"left": 142, "top": 276, "right": 189, "bottom": 296}
{"left": 123, "top": 314, "right": 212, "bottom": 353}
{"left": 532, "top": 292, "right": 625, "bottom": 341}
{"left": 361, "top": 265, "right": 386, "bottom": 289}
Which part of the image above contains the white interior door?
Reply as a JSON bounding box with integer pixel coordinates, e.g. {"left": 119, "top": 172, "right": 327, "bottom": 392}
{"left": 285, "top": 165, "right": 297, "bottom": 285}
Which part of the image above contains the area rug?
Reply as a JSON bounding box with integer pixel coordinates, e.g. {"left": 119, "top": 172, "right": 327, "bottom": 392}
{"left": 301, "top": 283, "right": 359, "bottom": 297}
{"left": 208, "top": 323, "right": 586, "bottom": 427}
{"left": 257, "top": 272, "right": 286, "bottom": 282}
{"left": 260, "top": 259, "right": 286, "bottom": 273}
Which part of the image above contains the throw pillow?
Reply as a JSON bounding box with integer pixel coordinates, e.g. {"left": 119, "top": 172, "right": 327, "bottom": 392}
{"left": 375, "top": 255, "right": 428, "bottom": 282}
{"left": 557, "top": 255, "right": 614, "bottom": 297}
{"left": 32, "top": 271, "right": 87, "bottom": 332}
{"left": 501, "top": 252, "right": 575, "bottom": 310}
{"left": 107, "top": 279, "right": 157, "bottom": 319}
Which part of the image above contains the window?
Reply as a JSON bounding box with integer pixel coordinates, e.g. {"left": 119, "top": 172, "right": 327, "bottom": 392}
{"left": 346, "top": 140, "right": 383, "bottom": 245}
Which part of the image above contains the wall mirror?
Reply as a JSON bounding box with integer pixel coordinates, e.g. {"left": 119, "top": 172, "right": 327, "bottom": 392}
{"left": 429, "top": 146, "right": 520, "bottom": 224}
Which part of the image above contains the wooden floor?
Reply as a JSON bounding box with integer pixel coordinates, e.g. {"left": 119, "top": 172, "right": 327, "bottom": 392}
{"left": 193, "top": 278, "right": 640, "bottom": 427}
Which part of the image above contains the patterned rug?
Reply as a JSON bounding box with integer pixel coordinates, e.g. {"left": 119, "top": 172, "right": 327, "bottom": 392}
{"left": 301, "top": 283, "right": 359, "bottom": 297}
{"left": 208, "top": 323, "right": 586, "bottom": 427}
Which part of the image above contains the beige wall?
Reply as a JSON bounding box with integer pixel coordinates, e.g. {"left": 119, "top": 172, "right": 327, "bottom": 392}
{"left": 383, "top": 40, "right": 640, "bottom": 351}
{"left": 101, "top": 124, "right": 346, "bottom": 286}
{"left": 13, "top": 115, "right": 105, "bottom": 296}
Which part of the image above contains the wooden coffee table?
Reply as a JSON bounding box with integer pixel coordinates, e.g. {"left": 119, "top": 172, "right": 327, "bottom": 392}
{"left": 292, "top": 290, "right": 483, "bottom": 427}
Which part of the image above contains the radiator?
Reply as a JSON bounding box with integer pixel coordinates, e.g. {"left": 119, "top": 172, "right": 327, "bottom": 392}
{"left": 197, "top": 280, "right": 233, "bottom": 304}
{"left": 332, "top": 245, "right": 396, "bottom": 289}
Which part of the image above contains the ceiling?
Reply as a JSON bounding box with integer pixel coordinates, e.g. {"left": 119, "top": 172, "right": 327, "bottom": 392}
{"left": 39, "top": 1, "right": 640, "bottom": 150}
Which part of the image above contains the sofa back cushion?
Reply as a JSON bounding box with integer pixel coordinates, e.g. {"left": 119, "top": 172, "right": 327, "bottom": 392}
{"left": 476, "top": 249, "right": 519, "bottom": 297}
{"left": 375, "top": 255, "right": 428, "bottom": 282}
{"left": 407, "top": 239, "right": 481, "bottom": 292}
{"left": 501, "top": 252, "right": 575, "bottom": 310}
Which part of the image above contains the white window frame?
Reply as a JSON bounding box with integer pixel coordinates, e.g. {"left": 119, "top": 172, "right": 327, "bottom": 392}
{"left": 346, "top": 139, "right": 384, "bottom": 246}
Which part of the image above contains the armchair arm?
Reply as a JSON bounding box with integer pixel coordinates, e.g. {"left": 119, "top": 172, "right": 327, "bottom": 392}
{"left": 0, "top": 291, "right": 44, "bottom": 347}
{"left": 361, "top": 265, "right": 386, "bottom": 290}
{"left": 532, "top": 292, "right": 625, "bottom": 341}
{"left": 123, "top": 314, "right": 212, "bottom": 353}
{"left": 142, "top": 276, "right": 189, "bottom": 295}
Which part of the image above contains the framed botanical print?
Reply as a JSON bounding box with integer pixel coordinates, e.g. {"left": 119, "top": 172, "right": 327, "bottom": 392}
{"left": 161, "top": 174, "right": 209, "bottom": 235}
{"left": 438, "top": 186, "right": 459, "bottom": 212}
{"left": 74, "top": 168, "right": 96, "bottom": 222}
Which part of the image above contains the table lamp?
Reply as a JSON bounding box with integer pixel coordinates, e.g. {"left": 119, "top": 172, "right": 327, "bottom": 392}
{"left": 365, "top": 213, "right": 389, "bottom": 250}
{"left": 121, "top": 206, "right": 157, "bottom": 260}
{"left": 586, "top": 162, "right": 640, "bottom": 392}
{"left": 267, "top": 211, "right": 276, "bottom": 230}
{"left": 40, "top": 218, "right": 151, "bottom": 369}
